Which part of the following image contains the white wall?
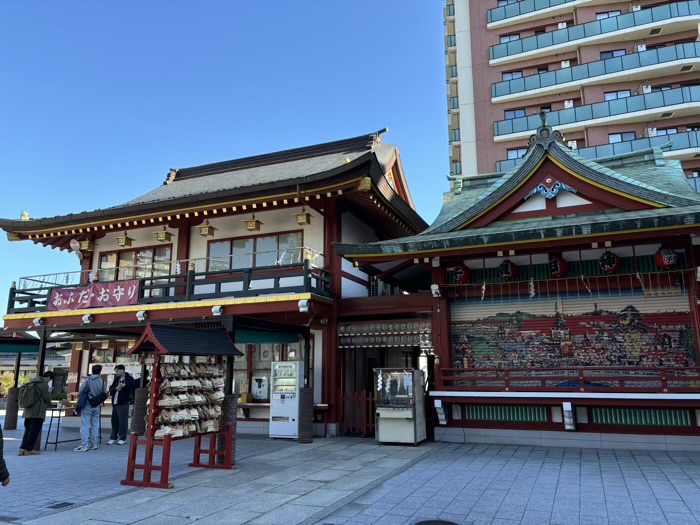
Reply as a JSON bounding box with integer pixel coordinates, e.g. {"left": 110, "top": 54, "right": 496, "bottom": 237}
{"left": 340, "top": 211, "right": 377, "bottom": 298}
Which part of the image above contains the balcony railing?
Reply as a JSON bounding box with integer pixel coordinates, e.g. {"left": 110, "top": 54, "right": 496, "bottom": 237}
{"left": 7, "top": 247, "right": 331, "bottom": 315}
{"left": 492, "top": 42, "right": 700, "bottom": 99}
{"left": 440, "top": 367, "right": 700, "bottom": 393}
{"left": 489, "top": 1, "right": 700, "bottom": 61}
{"left": 488, "top": 0, "right": 576, "bottom": 24}
{"left": 494, "top": 85, "right": 700, "bottom": 137}
{"left": 496, "top": 130, "right": 700, "bottom": 172}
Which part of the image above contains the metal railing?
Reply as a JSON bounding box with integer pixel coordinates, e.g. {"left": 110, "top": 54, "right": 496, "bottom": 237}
{"left": 496, "top": 130, "right": 700, "bottom": 172}
{"left": 492, "top": 42, "right": 700, "bottom": 99}
{"left": 488, "top": 0, "right": 576, "bottom": 24}
{"left": 440, "top": 367, "right": 700, "bottom": 393}
{"left": 489, "top": 1, "right": 700, "bottom": 61}
{"left": 8, "top": 247, "right": 330, "bottom": 314}
{"left": 494, "top": 85, "right": 700, "bottom": 136}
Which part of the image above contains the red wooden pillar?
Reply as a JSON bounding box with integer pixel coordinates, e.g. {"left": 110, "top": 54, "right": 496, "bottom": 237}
{"left": 323, "top": 197, "right": 342, "bottom": 426}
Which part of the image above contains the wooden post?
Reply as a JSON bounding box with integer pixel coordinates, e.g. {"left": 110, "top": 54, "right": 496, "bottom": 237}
{"left": 36, "top": 328, "right": 48, "bottom": 375}
{"left": 13, "top": 353, "right": 21, "bottom": 387}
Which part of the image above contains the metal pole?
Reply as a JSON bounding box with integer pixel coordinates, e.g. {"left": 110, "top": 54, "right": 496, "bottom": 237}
{"left": 36, "top": 328, "right": 48, "bottom": 375}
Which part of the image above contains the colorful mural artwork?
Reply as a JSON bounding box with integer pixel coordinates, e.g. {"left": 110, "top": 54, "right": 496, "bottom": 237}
{"left": 451, "top": 305, "right": 696, "bottom": 369}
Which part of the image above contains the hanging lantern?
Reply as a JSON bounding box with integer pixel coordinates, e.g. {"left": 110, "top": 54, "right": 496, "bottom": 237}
{"left": 654, "top": 248, "right": 678, "bottom": 270}
{"left": 598, "top": 250, "right": 620, "bottom": 274}
{"left": 455, "top": 266, "right": 471, "bottom": 283}
{"left": 548, "top": 256, "right": 568, "bottom": 278}
{"left": 498, "top": 259, "right": 518, "bottom": 280}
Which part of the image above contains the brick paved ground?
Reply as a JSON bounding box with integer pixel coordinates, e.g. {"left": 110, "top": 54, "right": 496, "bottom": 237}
{"left": 2, "top": 412, "right": 700, "bottom": 524}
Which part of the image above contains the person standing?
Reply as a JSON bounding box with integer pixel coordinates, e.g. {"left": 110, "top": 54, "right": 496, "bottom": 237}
{"left": 0, "top": 423, "right": 10, "bottom": 486}
{"left": 18, "top": 371, "right": 53, "bottom": 456}
{"left": 108, "top": 365, "right": 136, "bottom": 445}
{"left": 75, "top": 365, "right": 106, "bottom": 452}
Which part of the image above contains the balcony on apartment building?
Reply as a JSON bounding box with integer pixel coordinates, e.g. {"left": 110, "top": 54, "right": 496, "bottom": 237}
{"left": 494, "top": 85, "right": 700, "bottom": 140}
{"left": 489, "top": 1, "right": 700, "bottom": 65}
{"left": 6, "top": 248, "right": 332, "bottom": 315}
{"left": 488, "top": 0, "right": 577, "bottom": 26}
{"left": 496, "top": 130, "right": 700, "bottom": 172}
{"left": 492, "top": 42, "right": 700, "bottom": 102}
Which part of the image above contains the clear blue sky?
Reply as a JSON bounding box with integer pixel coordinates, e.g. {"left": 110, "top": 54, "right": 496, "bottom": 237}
{"left": 0, "top": 1, "right": 447, "bottom": 299}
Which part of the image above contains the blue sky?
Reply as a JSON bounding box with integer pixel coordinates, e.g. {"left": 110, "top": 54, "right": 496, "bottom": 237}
{"left": 0, "top": 1, "right": 447, "bottom": 298}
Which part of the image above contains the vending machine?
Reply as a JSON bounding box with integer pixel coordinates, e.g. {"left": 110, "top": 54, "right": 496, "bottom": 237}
{"left": 374, "top": 368, "right": 427, "bottom": 445}
{"left": 269, "top": 361, "right": 304, "bottom": 438}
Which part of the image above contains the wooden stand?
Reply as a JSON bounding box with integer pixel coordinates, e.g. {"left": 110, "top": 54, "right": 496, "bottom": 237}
{"left": 121, "top": 349, "right": 235, "bottom": 489}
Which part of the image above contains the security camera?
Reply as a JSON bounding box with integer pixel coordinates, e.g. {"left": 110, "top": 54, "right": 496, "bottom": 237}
{"left": 430, "top": 284, "right": 441, "bottom": 298}
{"left": 298, "top": 299, "right": 309, "bottom": 313}
{"left": 319, "top": 317, "right": 329, "bottom": 325}
{"left": 212, "top": 305, "right": 223, "bottom": 316}
{"left": 32, "top": 318, "right": 43, "bottom": 327}
{"left": 136, "top": 310, "right": 148, "bottom": 322}
{"left": 81, "top": 314, "right": 93, "bottom": 324}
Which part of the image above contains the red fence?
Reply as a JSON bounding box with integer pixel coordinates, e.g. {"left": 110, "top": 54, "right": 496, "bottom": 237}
{"left": 339, "top": 390, "right": 375, "bottom": 436}
{"left": 439, "top": 367, "right": 700, "bottom": 393}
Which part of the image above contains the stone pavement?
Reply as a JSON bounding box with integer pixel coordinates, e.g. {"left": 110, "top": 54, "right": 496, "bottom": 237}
{"left": 2, "top": 413, "right": 700, "bottom": 524}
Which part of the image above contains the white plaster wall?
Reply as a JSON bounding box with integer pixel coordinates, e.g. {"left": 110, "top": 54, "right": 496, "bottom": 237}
{"left": 454, "top": 0, "right": 478, "bottom": 176}
{"left": 340, "top": 211, "right": 376, "bottom": 298}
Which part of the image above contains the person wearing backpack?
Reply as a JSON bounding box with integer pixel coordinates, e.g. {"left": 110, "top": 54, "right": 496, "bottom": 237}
{"left": 18, "top": 371, "right": 53, "bottom": 456}
{"left": 75, "top": 365, "right": 107, "bottom": 452}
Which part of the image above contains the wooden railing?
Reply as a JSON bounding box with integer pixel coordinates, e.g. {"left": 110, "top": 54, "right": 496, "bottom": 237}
{"left": 439, "top": 367, "right": 700, "bottom": 393}
{"left": 7, "top": 258, "right": 331, "bottom": 314}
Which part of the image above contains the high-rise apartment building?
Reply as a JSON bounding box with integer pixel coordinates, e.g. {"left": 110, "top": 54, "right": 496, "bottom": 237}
{"left": 445, "top": 0, "right": 700, "bottom": 182}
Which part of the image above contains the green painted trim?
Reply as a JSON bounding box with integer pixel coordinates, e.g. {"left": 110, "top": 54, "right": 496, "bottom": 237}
{"left": 466, "top": 404, "right": 547, "bottom": 422}
{"left": 592, "top": 407, "right": 691, "bottom": 427}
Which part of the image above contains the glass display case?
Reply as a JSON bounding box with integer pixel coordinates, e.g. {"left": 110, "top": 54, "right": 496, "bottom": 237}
{"left": 374, "top": 368, "right": 426, "bottom": 445}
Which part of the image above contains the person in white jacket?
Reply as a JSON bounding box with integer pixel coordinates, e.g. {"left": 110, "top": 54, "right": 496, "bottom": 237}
{"left": 75, "top": 365, "right": 107, "bottom": 452}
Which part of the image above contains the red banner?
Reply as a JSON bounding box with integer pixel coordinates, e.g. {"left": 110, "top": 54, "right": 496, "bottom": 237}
{"left": 48, "top": 280, "right": 140, "bottom": 311}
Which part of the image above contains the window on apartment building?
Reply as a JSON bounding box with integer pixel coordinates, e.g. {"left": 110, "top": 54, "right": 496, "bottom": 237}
{"left": 500, "top": 34, "right": 520, "bottom": 44}
{"left": 596, "top": 10, "right": 621, "bottom": 20}
{"left": 448, "top": 65, "right": 458, "bottom": 78}
{"left": 446, "top": 3, "right": 455, "bottom": 16}
{"left": 449, "top": 96, "right": 459, "bottom": 109}
{"left": 497, "top": 0, "right": 519, "bottom": 6}
{"left": 535, "top": 30, "right": 546, "bottom": 36}
{"left": 452, "top": 161, "right": 462, "bottom": 175}
{"left": 450, "top": 129, "right": 461, "bottom": 142}
{"left": 540, "top": 106, "right": 551, "bottom": 113}
{"left": 502, "top": 70, "right": 523, "bottom": 81}
{"left": 208, "top": 231, "right": 303, "bottom": 272}
{"left": 537, "top": 67, "right": 549, "bottom": 74}
{"left": 657, "top": 128, "right": 678, "bottom": 136}
{"left": 504, "top": 109, "right": 526, "bottom": 120}
{"left": 693, "top": 170, "right": 700, "bottom": 178}
{"left": 609, "top": 132, "right": 636, "bottom": 143}
{"left": 604, "top": 90, "right": 631, "bottom": 101}
{"left": 600, "top": 49, "right": 626, "bottom": 60}
{"left": 688, "top": 125, "right": 700, "bottom": 132}
{"left": 651, "top": 85, "right": 672, "bottom": 92}
{"left": 507, "top": 148, "right": 528, "bottom": 160}
{"left": 447, "top": 35, "right": 456, "bottom": 47}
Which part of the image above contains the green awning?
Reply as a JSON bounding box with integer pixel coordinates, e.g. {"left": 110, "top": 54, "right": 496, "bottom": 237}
{"left": 234, "top": 330, "right": 300, "bottom": 344}
{"left": 0, "top": 339, "right": 40, "bottom": 354}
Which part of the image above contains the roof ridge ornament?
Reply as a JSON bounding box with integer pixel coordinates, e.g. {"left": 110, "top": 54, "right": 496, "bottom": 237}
{"left": 528, "top": 111, "right": 564, "bottom": 151}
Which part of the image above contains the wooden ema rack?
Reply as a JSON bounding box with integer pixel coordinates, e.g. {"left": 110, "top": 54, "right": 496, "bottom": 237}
{"left": 121, "top": 352, "right": 234, "bottom": 489}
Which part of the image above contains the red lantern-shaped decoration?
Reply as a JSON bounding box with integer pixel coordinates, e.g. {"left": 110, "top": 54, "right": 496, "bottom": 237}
{"left": 598, "top": 250, "right": 620, "bottom": 274}
{"left": 654, "top": 248, "right": 678, "bottom": 270}
{"left": 498, "top": 259, "right": 518, "bottom": 280}
{"left": 548, "top": 257, "right": 568, "bottom": 278}
{"left": 455, "top": 266, "right": 472, "bottom": 283}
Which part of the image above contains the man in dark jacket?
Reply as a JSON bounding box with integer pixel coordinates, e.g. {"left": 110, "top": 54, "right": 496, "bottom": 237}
{"left": 18, "top": 371, "right": 53, "bottom": 456}
{"left": 0, "top": 423, "right": 10, "bottom": 486}
{"left": 108, "top": 365, "right": 137, "bottom": 445}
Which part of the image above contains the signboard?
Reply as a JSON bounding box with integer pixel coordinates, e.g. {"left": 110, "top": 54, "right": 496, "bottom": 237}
{"left": 67, "top": 372, "right": 78, "bottom": 384}
{"left": 48, "top": 280, "right": 140, "bottom": 311}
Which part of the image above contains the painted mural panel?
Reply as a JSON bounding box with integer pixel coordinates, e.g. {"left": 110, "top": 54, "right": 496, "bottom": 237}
{"left": 451, "top": 296, "right": 696, "bottom": 369}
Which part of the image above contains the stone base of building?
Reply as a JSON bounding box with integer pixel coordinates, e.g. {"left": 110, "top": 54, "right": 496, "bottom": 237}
{"left": 236, "top": 420, "right": 333, "bottom": 438}
{"left": 434, "top": 426, "right": 700, "bottom": 451}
